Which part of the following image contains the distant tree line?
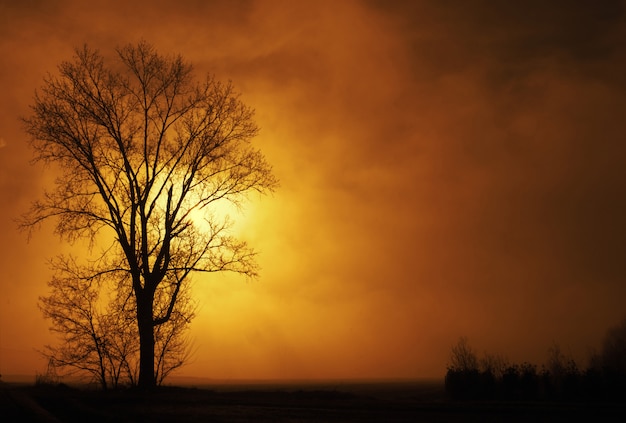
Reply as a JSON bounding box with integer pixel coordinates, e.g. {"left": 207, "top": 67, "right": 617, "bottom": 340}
{"left": 445, "top": 319, "right": 626, "bottom": 402}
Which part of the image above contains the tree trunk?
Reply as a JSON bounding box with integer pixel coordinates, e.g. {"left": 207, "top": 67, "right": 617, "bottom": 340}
{"left": 137, "top": 291, "right": 156, "bottom": 389}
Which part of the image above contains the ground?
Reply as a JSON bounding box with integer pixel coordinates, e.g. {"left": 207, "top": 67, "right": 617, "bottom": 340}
{"left": 1, "top": 380, "right": 625, "bottom": 422}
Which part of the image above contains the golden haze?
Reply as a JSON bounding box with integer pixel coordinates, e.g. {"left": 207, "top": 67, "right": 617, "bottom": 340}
{"left": 1, "top": 0, "right": 626, "bottom": 380}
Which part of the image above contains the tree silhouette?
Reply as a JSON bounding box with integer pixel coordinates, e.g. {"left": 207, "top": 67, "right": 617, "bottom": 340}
{"left": 590, "top": 317, "right": 626, "bottom": 397}
{"left": 39, "top": 257, "right": 195, "bottom": 389}
{"left": 445, "top": 337, "right": 481, "bottom": 399}
{"left": 448, "top": 337, "right": 479, "bottom": 372}
{"left": 22, "top": 41, "right": 277, "bottom": 388}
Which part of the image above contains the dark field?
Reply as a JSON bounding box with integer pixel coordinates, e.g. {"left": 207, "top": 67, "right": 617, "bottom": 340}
{"left": 1, "top": 379, "right": 625, "bottom": 422}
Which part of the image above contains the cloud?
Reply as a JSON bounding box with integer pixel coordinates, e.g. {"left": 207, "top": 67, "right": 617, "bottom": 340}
{"left": 1, "top": 0, "right": 626, "bottom": 379}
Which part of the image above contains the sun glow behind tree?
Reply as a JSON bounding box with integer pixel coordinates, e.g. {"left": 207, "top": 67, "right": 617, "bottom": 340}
{"left": 23, "top": 41, "right": 278, "bottom": 388}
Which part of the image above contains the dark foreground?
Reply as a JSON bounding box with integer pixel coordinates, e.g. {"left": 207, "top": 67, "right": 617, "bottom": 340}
{"left": 1, "top": 380, "right": 625, "bottom": 422}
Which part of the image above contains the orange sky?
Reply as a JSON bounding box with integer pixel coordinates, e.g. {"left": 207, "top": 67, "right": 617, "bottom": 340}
{"left": 1, "top": 0, "right": 626, "bottom": 381}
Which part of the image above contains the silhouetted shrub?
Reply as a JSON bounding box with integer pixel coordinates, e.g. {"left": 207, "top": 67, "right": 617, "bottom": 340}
{"left": 500, "top": 365, "right": 521, "bottom": 399}
{"left": 519, "top": 362, "right": 539, "bottom": 400}
{"left": 599, "top": 318, "right": 626, "bottom": 400}
{"left": 443, "top": 330, "right": 626, "bottom": 402}
{"left": 540, "top": 344, "right": 579, "bottom": 399}
{"left": 479, "top": 369, "right": 497, "bottom": 399}
{"left": 562, "top": 360, "right": 581, "bottom": 400}
{"left": 582, "top": 366, "right": 605, "bottom": 400}
{"left": 445, "top": 338, "right": 483, "bottom": 400}
{"left": 444, "top": 369, "right": 476, "bottom": 400}
{"left": 35, "top": 358, "right": 61, "bottom": 387}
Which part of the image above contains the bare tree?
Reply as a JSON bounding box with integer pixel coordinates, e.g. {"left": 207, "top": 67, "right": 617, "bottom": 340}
{"left": 448, "top": 337, "right": 479, "bottom": 372}
{"left": 545, "top": 343, "right": 578, "bottom": 380}
{"left": 600, "top": 318, "right": 626, "bottom": 375}
{"left": 39, "top": 262, "right": 112, "bottom": 389}
{"left": 480, "top": 352, "right": 509, "bottom": 379}
{"left": 23, "top": 41, "right": 277, "bottom": 388}
{"left": 39, "top": 257, "right": 195, "bottom": 389}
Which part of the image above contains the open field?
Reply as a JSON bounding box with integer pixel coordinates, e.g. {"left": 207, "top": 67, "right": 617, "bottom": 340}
{"left": 1, "top": 379, "right": 625, "bottom": 422}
